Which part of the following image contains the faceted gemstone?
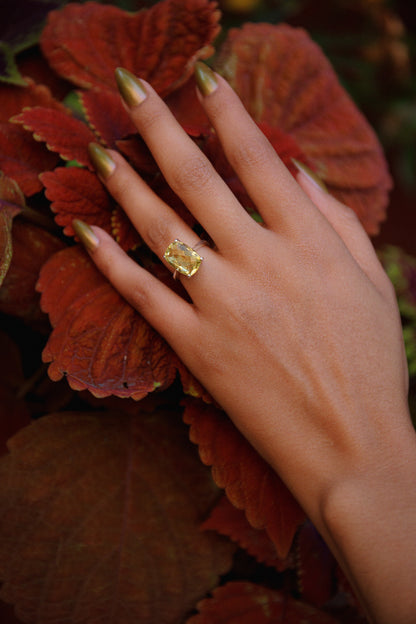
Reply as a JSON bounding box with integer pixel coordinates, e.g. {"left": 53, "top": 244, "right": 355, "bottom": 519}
{"left": 163, "top": 239, "right": 203, "bottom": 277}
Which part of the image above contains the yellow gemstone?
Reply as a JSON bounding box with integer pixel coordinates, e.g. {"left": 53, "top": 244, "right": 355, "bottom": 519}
{"left": 163, "top": 239, "right": 203, "bottom": 277}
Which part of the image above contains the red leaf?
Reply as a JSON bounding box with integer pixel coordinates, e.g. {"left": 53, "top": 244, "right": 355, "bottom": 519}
{"left": 13, "top": 106, "right": 96, "bottom": 167}
{"left": 0, "top": 410, "right": 234, "bottom": 623}
{"left": 187, "top": 581, "right": 339, "bottom": 623}
{"left": 0, "top": 77, "right": 66, "bottom": 123}
{"left": 42, "top": 166, "right": 141, "bottom": 251}
{"left": 116, "top": 136, "right": 159, "bottom": 174}
{"left": 80, "top": 88, "right": 136, "bottom": 147}
{"left": 111, "top": 204, "right": 144, "bottom": 251}
{"left": 0, "top": 123, "right": 59, "bottom": 196}
{"left": 0, "top": 221, "right": 65, "bottom": 326}
{"left": 0, "top": 174, "right": 25, "bottom": 285}
{"left": 0, "top": 79, "right": 66, "bottom": 194}
{"left": 183, "top": 399, "right": 305, "bottom": 558}
{"left": 37, "top": 246, "right": 178, "bottom": 399}
{"left": 216, "top": 23, "right": 392, "bottom": 235}
{"left": 41, "top": 166, "right": 139, "bottom": 250}
{"left": 165, "top": 76, "right": 212, "bottom": 136}
{"left": 40, "top": 0, "right": 221, "bottom": 97}
{"left": 42, "top": 167, "right": 111, "bottom": 232}
{"left": 17, "top": 51, "right": 71, "bottom": 102}
{"left": 202, "top": 495, "right": 294, "bottom": 570}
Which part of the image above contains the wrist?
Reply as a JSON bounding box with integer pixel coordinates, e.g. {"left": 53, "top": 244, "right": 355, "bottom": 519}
{"left": 317, "top": 417, "right": 416, "bottom": 623}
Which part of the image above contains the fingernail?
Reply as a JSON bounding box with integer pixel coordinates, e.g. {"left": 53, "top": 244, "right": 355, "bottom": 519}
{"left": 72, "top": 219, "right": 99, "bottom": 252}
{"left": 115, "top": 67, "right": 147, "bottom": 108}
{"left": 194, "top": 62, "right": 218, "bottom": 96}
{"left": 291, "top": 159, "right": 328, "bottom": 192}
{"left": 88, "top": 143, "right": 116, "bottom": 180}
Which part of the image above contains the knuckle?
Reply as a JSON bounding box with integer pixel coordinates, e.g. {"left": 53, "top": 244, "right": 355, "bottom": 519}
{"left": 127, "top": 282, "right": 153, "bottom": 315}
{"left": 135, "top": 103, "right": 165, "bottom": 133}
{"left": 170, "top": 154, "right": 214, "bottom": 194}
{"left": 145, "top": 217, "right": 171, "bottom": 252}
{"left": 108, "top": 176, "right": 130, "bottom": 204}
{"left": 228, "top": 135, "right": 275, "bottom": 172}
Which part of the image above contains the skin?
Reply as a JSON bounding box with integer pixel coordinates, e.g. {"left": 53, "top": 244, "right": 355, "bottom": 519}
{"left": 81, "top": 72, "right": 416, "bottom": 623}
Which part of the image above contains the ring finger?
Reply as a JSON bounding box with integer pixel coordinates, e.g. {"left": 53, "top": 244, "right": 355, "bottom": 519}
{"left": 88, "top": 143, "right": 219, "bottom": 288}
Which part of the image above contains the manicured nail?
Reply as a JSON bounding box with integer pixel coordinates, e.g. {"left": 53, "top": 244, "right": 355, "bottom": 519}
{"left": 115, "top": 67, "right": 147, "bottom": 107}
{"left": 194, "top": 62, "right": 218, "bottom": 96}
{"left": 291, "top": 159, "right": 328, "bottom": 192}
{"left": 72, "top": 219, "right": 99, "bottom": 252}
{"left": 88, "top": 143, "right": 116, "bottom": 180}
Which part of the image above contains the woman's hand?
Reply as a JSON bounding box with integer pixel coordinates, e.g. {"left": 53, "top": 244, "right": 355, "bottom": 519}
{"left": 73, "top": 64, "right": 416, "bottom": 623}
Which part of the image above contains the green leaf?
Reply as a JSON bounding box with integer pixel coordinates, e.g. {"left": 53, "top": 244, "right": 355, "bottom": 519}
{"left": 0, "top": 43, "right": 27, "bottom": 86}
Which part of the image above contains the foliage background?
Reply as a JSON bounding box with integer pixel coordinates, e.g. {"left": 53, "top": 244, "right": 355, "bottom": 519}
{"left": 0, "top": 0, "right": 415, "bottom": 622}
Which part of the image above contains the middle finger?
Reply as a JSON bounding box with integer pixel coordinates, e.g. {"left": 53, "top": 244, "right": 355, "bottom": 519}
{"left": 114, "top": 68, "right": 255, "bottom": 252}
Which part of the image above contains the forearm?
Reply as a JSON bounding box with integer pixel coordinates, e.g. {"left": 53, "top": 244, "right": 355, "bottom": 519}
{"left": 316, "top": 415, "right": 416, "bottom": 624}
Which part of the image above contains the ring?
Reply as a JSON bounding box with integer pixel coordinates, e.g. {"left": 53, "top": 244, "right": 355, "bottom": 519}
{"left": 163, "top": 239, "right": 208, "bottom": 279}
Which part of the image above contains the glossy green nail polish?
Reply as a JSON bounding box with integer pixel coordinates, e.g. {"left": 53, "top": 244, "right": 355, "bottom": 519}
{"left": 88, "top": 143, "right": 116, "bottom": 180}
{"left": 194, "top": 62, "right": 218, "bottom": 96}
{"left": 291, "top": 159, "right": 328, "bottom": 192}
{"left": 72, "top": 219, "right": 99, "bottom": 252}
{"left": 115, "top": 67, "right": 147, "bottom": 108}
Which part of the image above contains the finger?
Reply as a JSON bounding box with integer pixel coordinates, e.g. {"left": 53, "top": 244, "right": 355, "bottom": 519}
{"left": 193, "top": 63, "right": 318, "bottom": 234}
{"left": 294, "top": 162, "right": 395, "bottom": 299}
{"left": 88, "top": 143, "right": 218, "bottom": 288}
{"left": 114, "top": 68, "right": 254, "bottom": 251}
{"left": 72, "top": 221, "right": 199, "bottom": 352}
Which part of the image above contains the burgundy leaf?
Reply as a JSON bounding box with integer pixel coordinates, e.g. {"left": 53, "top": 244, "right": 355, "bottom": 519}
{"left": 80, "top": 88, "right": 136, "bottom": 147}
{"left": 0, "top": 410, "right": 234, "bottom": 623}
{"left": 183, "top": 399, "right": 305, "bottom": 558}
{"left": 0, "top": 123, "right": 59, "bottom": 196}
{"left": 41, "top": 0, "right": 221, "bottom": 97}
{"left": 0, "top": 77, "right": 66, "bottom": 123}
{"left": 216, "top": 23, "right": 392, "bottom": 234}
{"left": 13, "top": 106, "right": 96, "bottom": 166}
{"left": 41, "top": 167, "right": 141, "bottom": 250}
{"left": 37, "top": 246, "right": 179, "bottom": 399}
{"left": 202, "top": 495, "right": 294, "bottom": 570}
{"left": 165, "top": 76, "right": 212, "bottom": 137}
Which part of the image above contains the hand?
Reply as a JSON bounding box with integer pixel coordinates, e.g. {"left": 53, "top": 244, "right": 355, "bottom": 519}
{"left": 73, "top": 64, "right": 416, "bottom": 623}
